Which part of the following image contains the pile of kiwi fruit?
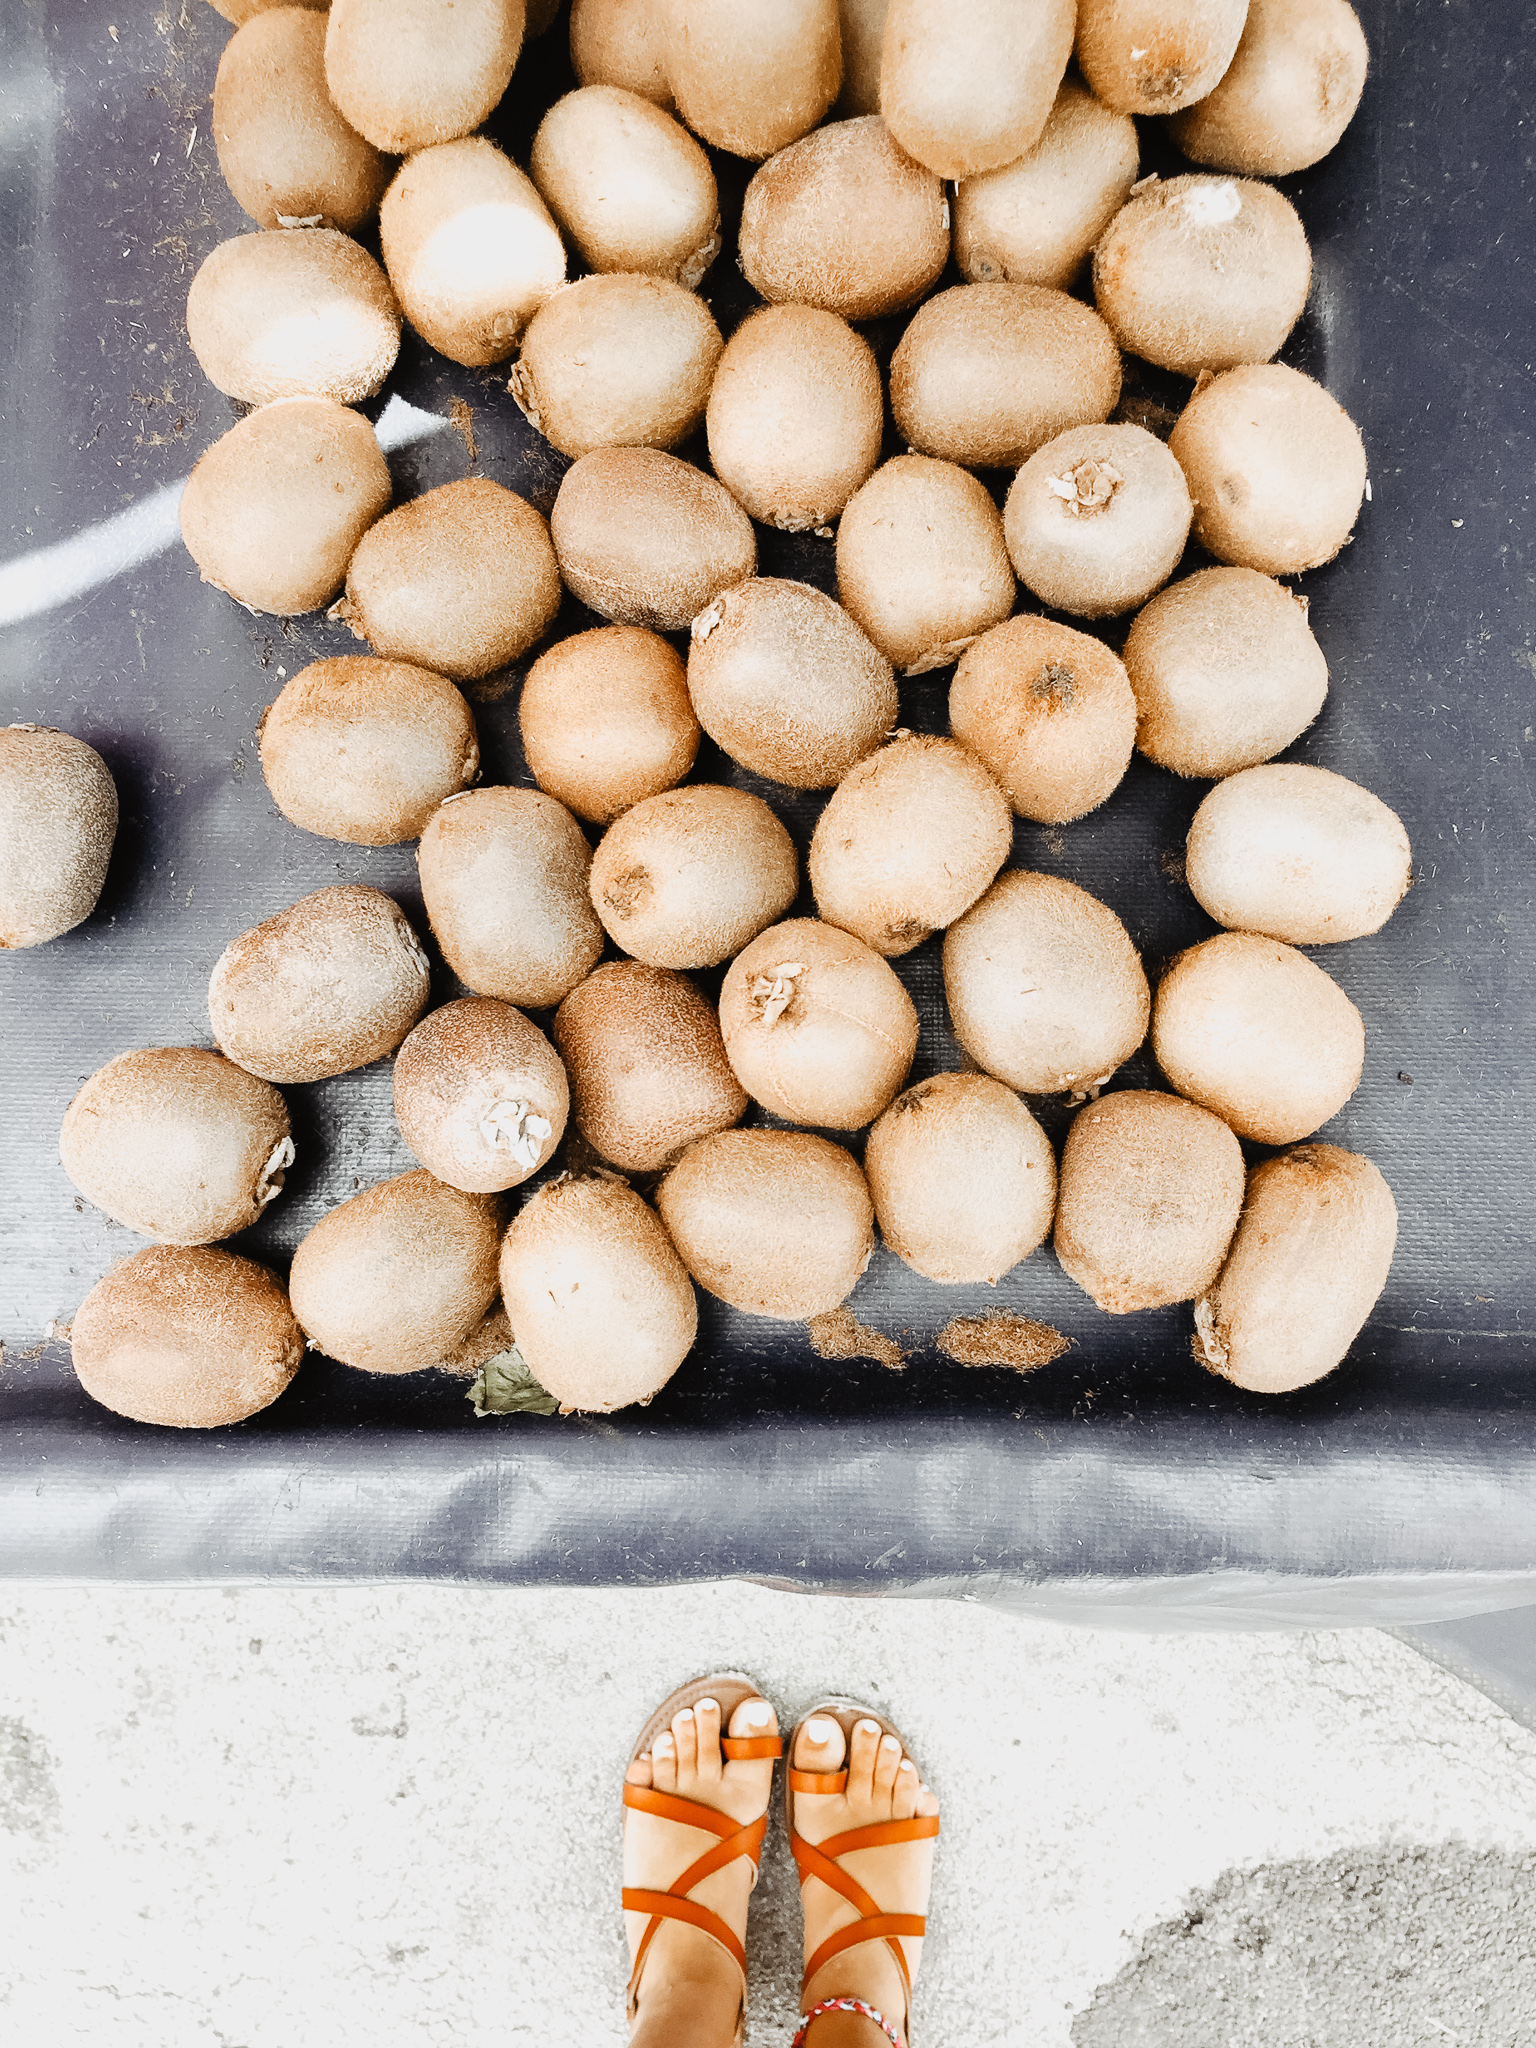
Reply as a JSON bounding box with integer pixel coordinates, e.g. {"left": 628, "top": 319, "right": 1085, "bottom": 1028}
{"left": 38, "top": 0, "right": 1418, "bottom": 1426}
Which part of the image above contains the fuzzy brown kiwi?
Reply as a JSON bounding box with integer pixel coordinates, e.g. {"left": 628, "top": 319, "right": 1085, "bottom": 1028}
{"left": 499, "top": 1174, "right": 698, "bottom": 1410}
{"left": 392, "top": 996, "right": 570, "bottom": 1194}
{"left": 288, "top": 1170, "right": 505, "bottom": 1375}
{"left": 657, "top": 1128, "right": 875, "bottom": 1321}
{"left": 550, "top": 447, "right": 757, "bottom": 632}
{"left": 665, "top": 0, "right": 842, "bottom": 161}
{"left": 59, "top": 1048, "right": 294, "bottom": 1246}
{"left": 1052, "top": 1088, "right": 1245, "bottom": 1314}
{"left": 835, "top": 0, "right": 887, "bottom": 116}
{"left": 879, "top": 0, "right": 1076, "bottom": 179}
{"left": 186, "top": 230, "right": 400, "bottom": 407}
{"left": 1003, "top": 421, "right": 1193, "bottom": 618}
{"left": 553, "top": 961, "right": 747, "bottom": 1172}
{"left": 1168, "top": 0, "right": 1369, "bottom": 177}
{"left": 1075, "top": 0, "right": 1250, "bottom": 115}
{"left": 569, "top": 0, "right": 674, "bottom": 106}
{"left": 529, "top": 87, "right": 719, "bottom": 284}
{"left": 1152, "top": 932, "right": 1364, "bottom": 1144}
{"left": 324, "top": 0, "right": 524, "bottom": 155}
{"left": 0, "top": 726, "right": 117, "bottom": 951}
{"left": 864, "top": 1071, "right": 1057, "bottom": 1284}
{"left": 519, "top": 626, "right": 700, "bottom": 825}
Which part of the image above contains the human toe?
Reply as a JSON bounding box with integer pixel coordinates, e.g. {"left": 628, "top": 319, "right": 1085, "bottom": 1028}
{"left": 873, "top": 1731, "right": 903, "bottom": 1803}
{"left": 692, "top": 1696, "right": 723, "bottom": 1782}
{"left": 652, "top": 1728, "right": 678, "bottom": 1793}
{"left": 625, "top": 1751, "right": 655, "bottom": 1789}
{"left": 670, "top": 1704, "right": 699, "bottom": 1781}
{"left": 793, "top": 1711, "right": 848, "bottom": 1775}
{"left": 847, "top": 1716, "right": 883, "bottom": 1801}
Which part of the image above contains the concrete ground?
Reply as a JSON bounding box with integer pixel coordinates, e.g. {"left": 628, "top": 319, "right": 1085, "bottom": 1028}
{"left": 2, "top": 1584, "right": 1535, "bottom": 2048}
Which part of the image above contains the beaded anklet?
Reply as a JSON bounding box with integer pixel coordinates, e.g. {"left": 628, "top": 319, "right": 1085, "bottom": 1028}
{"left": 791, "top": 1996, "right": 904, "bottom": 2048}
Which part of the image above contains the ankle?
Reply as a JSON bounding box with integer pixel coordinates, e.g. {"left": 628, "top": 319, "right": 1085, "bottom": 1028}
{"left": 631, "top": 1946, "right": 742, "bottom": 2048}
{"left": 799, "top": 1998, "right": 905, "bottom": 2048}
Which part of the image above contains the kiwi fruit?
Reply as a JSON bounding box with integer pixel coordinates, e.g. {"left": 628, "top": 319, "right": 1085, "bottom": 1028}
{"left": 890, "top": 283, "right": 1123, "bottom": 472}
{"left": 324, "top": 0, "right": 524, "bottom": 155}
{"left": 379, "top": 137, "right": 567, "bottom": 367}
{"left": 705, "top": 304, "right": 882, "bottom": 531}
{"left": 1003, "top": 421, "right": 1193, "bottom": 618}
{"left": 1168, "top": 363, "right": 1368, "bottom": 576}
{"left": 665, "top": 0, "right": 842, "bottom": 161}
{"left": 288, "top": 1169, "right": 505, "bottom": 1375}
{"left": 1152, "top": 932, "right": 1365, "bottom": 1144}
{"left": 949, "top": 616, "right": 1138, "bottom": 825}
{"left": 553, "top": 960, "right": 747, "bottom": 1171}
{"left": 657, "top": 1128, "right": 875, "bottom": 1320}
{"left": 529, "top": 87, "right": 720, "bottom": 284}
{"left": 337, "top": 477, "right": 561, "bottom": 684}
{"left": 209, "top": 884, "right": 431, "bottom": 1084}
{"left": 180, "top": 397, "right": 392, "bottom": 616}
{"left": 499, "top": 1174, "right": 697, "bottom": 1410}
{"left": 510, "top": 274, "right": 723, "bottom": 458}
{"left": 258, "top": 656, "right": 479, "bottom": 846}
{"left": 1053, "top": 1089, "right": 1245, "bottom": 1314}
{"left": 549, "top": 447, "right": 757, "bottom": 632}
{"left": 1169, "top": 0, "right": 1369, "bottom": 177}
{"left": 393, "top": 996, "right": 570, "bottom": 1193}
{"left": 1094, "top": 175, "right": 1312, "bottom": 377}
{"left": 835, "top": 0, "right": 886, "bottom": 115}
{"left": 1075, "top": 0, "right": 1249, "bottom": 114}
{"left": 186, "top": 230, "right": 400, "bottom": 407}
{"left": 718, "top": 917, "right": 919, "bottom": 1129}
{"left": 864, "top": 1070, "right": 1057, "bottom": 1284}
{"left": 570, "top": 0, "right": 673, "bottom": 106}
{"left": 417, "top": 787, "right": 604, "bottom": 1009}
{"left": 70, "top": 1246, "right": 304, "bottom": 1428}
{"left": 809, "top": 734, "right": 1012, "bottom": 956}
{"left": 588, "top": 785, "right": 799, "bottom": 969}
{"left": 953, "top": 77, "right": 1140, "bottom": 291}
{"left": 0, "top": 726, "right": 117, "bottom": 951}
{"left": 943, "top": 870, "right": 1150, "bottom": 1094}
{"left": 1123, "top": 566, "right": 1329, "bottom": 777}
{"left": 878, "top": 0, "right": 1076, "bottom": 179}
{"left": 59, "top": 1048, "right": 294, "bottom": 1246}
{"left": 519, "top": 626, "right": 699, "bottom": 825}
{"left": 737, "top": 116, "right": 948, "bottom": 322}
{"left": 212, "top": 9, "right": 390, "bottom": 233}
{"left": 1186, "top": 764, "right": 1413, "bottom": 946}
{"left": 686, "top": 578, "right": 897, "bottom": 790}
{"left": 835, "top": 455, "right": 1016, "bottom": 674}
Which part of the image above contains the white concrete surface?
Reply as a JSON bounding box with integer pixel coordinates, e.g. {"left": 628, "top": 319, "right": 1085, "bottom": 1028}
{"left": 2, "top": 1581, "right": 1535, "bottom": 2047}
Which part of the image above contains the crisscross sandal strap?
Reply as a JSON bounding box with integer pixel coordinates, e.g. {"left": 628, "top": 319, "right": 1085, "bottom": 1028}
{"left": 790, "top": 1813, "right": 942, "bottom": 2007}
{"left": 623, "top": 1786, "right": 770, "bottom": 1993}
{"left": 722, "top": 1733, "right": 785, "bottom": 1760}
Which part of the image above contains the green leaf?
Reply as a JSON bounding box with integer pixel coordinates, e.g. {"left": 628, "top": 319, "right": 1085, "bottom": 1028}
{"left": 467, "top": 1347, "right": 561, "bottom": 1418}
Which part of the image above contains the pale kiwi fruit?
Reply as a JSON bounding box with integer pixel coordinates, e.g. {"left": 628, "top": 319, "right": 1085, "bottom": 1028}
{"left": 879, "top": 0, "right": 1076, "bottom": 179}
{"left": 324, "top": 0, "right": 524, "bottom": 155}
{"left": 1075, "top": 0, "right": 1249, "bottom": 115}
{"left": 835, "top": 455, "right": 1016, "bottom": 674}
{"left": 588, "top": 785, "right": 798, "bottom": 969}
{"left": 705, "top": 303, "right": 882, "bottom": 531}
{"left": 59, "top": 1048, "right": 294, "bottom": 1246}
{"left": 186, "top": 230, "right": 400, "bottom": 407}
{"left": 1094, "top": 174, "right": 1312, "bottom": 377}
{"left": 1053, "top": 1088, "right": 1244, "bottom": 1314}
{"left": 70, "top": 1246, "right": 304, "bottom": 1428}
{"left": 953, "top": 77, "right": 1140, "bottom": 291}
{"left": 835, "top": 0, "right": 887, "bottom": 115}
{"left": 337, "top": 477, "right": 561, "bottom": 683}
{"left": 737, "top": 116, "right": 949, "bottom": 321}
{"left": 1186, "top": 764, "right": 1412, "bottom": 946}
{"left": 417, "top": 787, "right": 604, "bottom": 1009}
{"left": 1169, "top": 0, "right": 1369, "bottom": 177}
{"left": 510, "top": 273, "right": 723, "bottom": 458}
{"left": 943, "top": 870, "right": 1150, "bottom": 1094}
{"left": 570, "top": 0, "right": 673, "bottom": 107}
{"left": 379, "top": 137, "right": 567, "bottom": 367}
{"left": 180, "top": 397, "right": 392, "bottom": 616}
{"left": 890, "top": 282, "right": 1123, "bottom": 472}
{"left": 393, "top": 996, "right": 570, "bottom": 1193}
{"left": 550, "top": 447, "right": 756, "bottom": 632}
{"left": 519, "top": 625, "right": 700, "bottom": 825}
{"left": 687, "top": 578, "right": 897, "bottom": 790}
{"left": 657, "top": 1128, "right": 875, "bottom": 1321}
{"left": 1123, "top": 566, "right": 1328, "bottom": 777}
{"left": 1003, "top": 421, "right": 1193, "bottom": 618}
{"left": 258, "top": 656, "right": 479, "bottom": 845}
{"left": 809, "top": 733, "right": 1012, "bottom": 956}
{"left": 1168, "top": 363, "right": 1367, "bottom": 576}
{"left": 212, "top": 9, "right": 390, "bottom": 233}
{"left": 529, "top": 87, "right": 720, "bottom": 284}
{"left": 665, "top": 0, "right": 842, "bottom": 161}
{"left": 1193, "top": 1143, "right": 1397, "bottom": 1394}
{"left": 553, "top": 961, "right": 746, "bottom": 1171}
{"left": 0, "top": 726, "right": 117, "bottom": 950}
{"left": 499, "top": 1174, "right": 698, "bottom": 1410}
{"left": 718, "top": 917, "right": 919, "bottom": 1130}
{"left": 950, "top": 616, "right": 1138, "bottom": 825}
{"left": 1152, "top": 932, "right": 1364, "bottom": 1144}
{"left": 288, "top": 1170, "right": 505, "bottom": 1375}
{"left": 866, "top": 1070, "right": 1057, "bottom": 1284}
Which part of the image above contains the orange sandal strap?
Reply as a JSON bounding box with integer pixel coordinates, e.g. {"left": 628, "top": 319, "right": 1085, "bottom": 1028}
{"left": 722, "top": 1734, "right": 785, "bottom": 1760}
{"left": 790, "top": 1813, "right": 942, "bottom": 2008}
{"left": 788, "top": 1767, "right": 849, "bottom": 1793}
{"left": 623, "top": 1785, "right": 769, "bottom": 2001}
{"left": 805, "top": 1912, "right": 930, "bottom": 2000}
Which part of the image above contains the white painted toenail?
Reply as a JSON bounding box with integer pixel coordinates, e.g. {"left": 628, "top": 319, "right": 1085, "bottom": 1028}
{"left": 806, "top": 1717, "right": 835, "bottom": 1744}
{"left": 696, "top": 1699, "right": 718, "bottom": 1715}
{"left": 746, "top": 1702, "right": 773, "bottom": 1726}
{"left": 881, "top": 1735, "right": 900, "bottom": 1751}
{"left": 656, "top": 1733, "right": 674, "bottom": 1751}
{"left": 858, "top": 1720, "right": 881, "bottom": 1736}
{"left": 677, "top": 1708, "right": 694, "bottom": 1722}
{"left": 898, "top": 1759, "right": 916, "bottom": 1773}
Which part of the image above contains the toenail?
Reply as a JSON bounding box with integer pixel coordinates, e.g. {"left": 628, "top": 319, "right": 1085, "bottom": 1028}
{"left": 656, "top": 1733, "right": 674, "bottom": 1751}
{"left": 881, "top": 1735, "right": 900, "bottom": 1752}
{"left": 677, "top": 1708, "right": 694, "bottom": 1722}
{"left": 898, "top": 1759, "right": 916, "bottom": 1773}
{"left": 696, "top": 1698, "right": 718, "bottom": 1715}
{"left": 746, "top": 1702, "right": 773, "bottom": 1726}
{"left": 858, "top": 1719, "right": 881, "bottom": 1736}
{"left": 806, "top": 1717, "right": 835, "bottom": 1744}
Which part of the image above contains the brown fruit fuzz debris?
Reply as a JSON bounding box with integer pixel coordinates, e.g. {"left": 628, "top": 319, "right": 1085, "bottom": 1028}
{"left": 808, "top": 1308, "right": 908, "bottom": 1371}
{"left": 936, "top": 1311, "right": 1072, "bottom": 1373}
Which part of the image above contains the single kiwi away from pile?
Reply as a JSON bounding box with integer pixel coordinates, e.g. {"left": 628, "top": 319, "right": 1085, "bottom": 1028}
{"left": 0, "top": 725, "right": 116, "bottom": 951}
{"left": 393, "top": 997, "right": 570, "bottom": 1195}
